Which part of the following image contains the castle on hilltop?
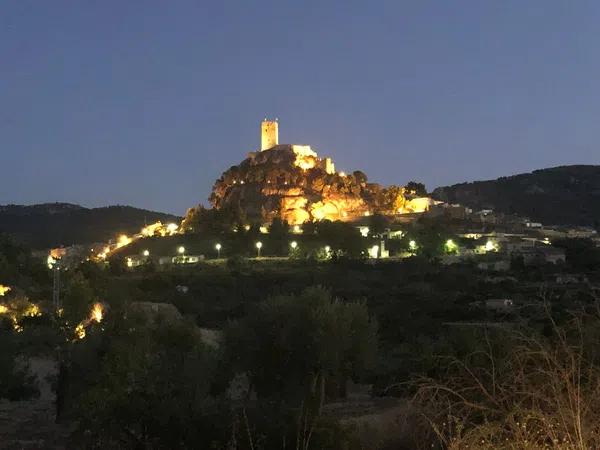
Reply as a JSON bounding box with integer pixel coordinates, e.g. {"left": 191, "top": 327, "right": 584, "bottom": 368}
{"left": 258, "top": 119, "right": 335, "bottom": 174}
{"left": 209, "top": 118, "right": 434, "bottom": 225}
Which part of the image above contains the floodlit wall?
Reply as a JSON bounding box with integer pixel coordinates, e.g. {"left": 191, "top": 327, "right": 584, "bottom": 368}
{"left": 261, "top": 120, "right": 279, "bottom": 150}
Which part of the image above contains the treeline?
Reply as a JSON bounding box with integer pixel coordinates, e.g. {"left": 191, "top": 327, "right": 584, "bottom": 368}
{"left": 59, "top": 286, "right": 377, "bottom": 449}
{"left": 0, "top": 203, "right": 179, "bottom": 249}
{"left": 119, "top": 215, "right": 464, "bottom": 262}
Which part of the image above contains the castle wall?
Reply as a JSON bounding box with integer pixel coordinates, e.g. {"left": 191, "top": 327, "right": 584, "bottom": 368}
{"left": 323, "top": 157, "right": 335, "bottom": 174}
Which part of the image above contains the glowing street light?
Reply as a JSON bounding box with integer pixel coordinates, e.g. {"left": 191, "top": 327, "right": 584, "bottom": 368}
{"left": 178, "top": 246, "right": 185, "bottom": 255}
{"left": 255, "top": 241, "right": 263, "bottom": 258}
{"left": 215, "top": 243, "right": 222, "bottom": 258}
{"left": 485, "top": 240, "right": 496, "bottom": 252}
{"left": 445, "top": 239, "right": 458, "bottom": 253}
{"left": 142, "top": 249, "right": 150, "bottom": 257}
{"left": 324, "top": 245, "right": 331, "bottom": 253}
{"left": 409, "top": 240, "right": 417, "bottom": 251}
{"left": 289, "top": 241, "right": 298, "bottom": 257}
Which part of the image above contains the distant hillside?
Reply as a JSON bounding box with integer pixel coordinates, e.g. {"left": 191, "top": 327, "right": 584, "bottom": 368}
{"left": 0, "top": 203, "right": 180, "bottom": 249}
{"left": 432, "top": 165, "right": 600, "bottom": 227}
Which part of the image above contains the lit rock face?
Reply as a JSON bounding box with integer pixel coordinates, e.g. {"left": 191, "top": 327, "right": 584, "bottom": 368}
{"left": 209, "top": 144, "right": 405, "bottom": 225}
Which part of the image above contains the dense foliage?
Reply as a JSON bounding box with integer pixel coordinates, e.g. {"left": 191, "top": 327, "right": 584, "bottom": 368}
{"left": 3, "top": 225, "right": 600, "bottom": 448}
{"left": 64, "top": 287, "right": 375, "bottom": 449}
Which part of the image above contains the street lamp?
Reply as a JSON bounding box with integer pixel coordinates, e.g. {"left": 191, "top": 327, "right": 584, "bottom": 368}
{"left": 289, "top": 241, "right": 298, "bottom": 257}
{"left": 178, "top": 246, "right": 185, "bottom": 255}
{"left": 409, "top": 240, "right": 417, "bottom": 251}
{"left": 255, "top": 241, "right": 262, "bottom": 258}
{"left": 215, "top": 243, "right": 222, "bottom": 258}
{"left": 142, "top": 249, "right": 150, "bottom": 257}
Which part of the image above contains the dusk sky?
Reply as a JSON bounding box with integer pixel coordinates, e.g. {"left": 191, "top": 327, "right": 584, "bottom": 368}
{"left": 2, "top": 1, "right": 600, "bottom": 215}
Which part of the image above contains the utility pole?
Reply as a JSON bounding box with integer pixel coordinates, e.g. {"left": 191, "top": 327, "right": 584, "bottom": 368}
{"left": 52, "top": 265, "right": 61, "bottom": 313}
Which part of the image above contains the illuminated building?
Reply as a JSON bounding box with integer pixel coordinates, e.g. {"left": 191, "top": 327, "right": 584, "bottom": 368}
{"left": 261, "top": 119, "right": 279, "bottom": 150}
{"left": 209, "top": 119, "right": 436, "bottom": 225}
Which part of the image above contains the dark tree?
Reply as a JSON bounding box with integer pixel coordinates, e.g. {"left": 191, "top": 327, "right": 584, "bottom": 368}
{"left": 405, "top": 181, "right": 427, "bottom": 196}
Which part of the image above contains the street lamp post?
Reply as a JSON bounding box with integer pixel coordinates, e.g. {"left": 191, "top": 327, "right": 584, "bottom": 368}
{"left": 290, "top": 241, "right": 298, "bottom": 257}
{"left": 409, "top": 240, "right": 417, "bottom": 252}
{"left": 255, "top": 241, "right": 262, "bottom": 258}
{"left": 215, "top": 243, "right": 222, "bottom": 258}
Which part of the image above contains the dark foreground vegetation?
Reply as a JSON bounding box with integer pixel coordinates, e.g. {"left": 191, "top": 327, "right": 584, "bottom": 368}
{"left": 2, "top": 231, "right": 600, "bottom": 448}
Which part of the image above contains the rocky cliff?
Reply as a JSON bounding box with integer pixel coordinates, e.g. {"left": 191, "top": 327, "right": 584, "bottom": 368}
{"left": 209, "top": 145, "right": 410, "bottom": 224}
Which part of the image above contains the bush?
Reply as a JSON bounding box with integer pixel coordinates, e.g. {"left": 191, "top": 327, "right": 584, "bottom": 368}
{"left": 0, "top": 326, "right": 39, "bottom": 401}
{"left": 412, "top": 304, "right": 600, "bottom": 449}
{"left": 226, "top": 254, "right": 249, "bottom": 272}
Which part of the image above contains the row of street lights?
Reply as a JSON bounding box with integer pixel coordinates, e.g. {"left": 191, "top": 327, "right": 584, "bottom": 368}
{"left": 254, "top": 241, "right": 298, "bottom": 257}
{"left": 256, "top": 241, "right": 300, "bottom": 258}
{"left": 139, "top": 238, "right": 494, "bottom": 261}
{"left": 141, "top": 241, "right": 301, "bottom": 259}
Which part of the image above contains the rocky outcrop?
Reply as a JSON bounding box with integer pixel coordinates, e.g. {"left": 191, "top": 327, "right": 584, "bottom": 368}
{"left": 209, "top": 145, "right": 407, "bottom": 224}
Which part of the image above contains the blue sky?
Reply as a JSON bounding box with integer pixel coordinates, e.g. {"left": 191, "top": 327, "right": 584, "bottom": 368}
{"left": 2, "top": 1, "right": 599, "bottom": 214}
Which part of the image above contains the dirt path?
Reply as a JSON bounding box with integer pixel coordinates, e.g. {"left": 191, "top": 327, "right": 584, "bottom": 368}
{"left": 0, "top": 357, "right": 70, "bottom": 450}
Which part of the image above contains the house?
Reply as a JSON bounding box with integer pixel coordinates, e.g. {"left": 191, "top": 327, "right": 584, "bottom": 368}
{"left": 555, "top": 274, "right": 588, "bottom": 284}
{"left": 126, "top": 255, "right": 148, "bottom": 268}
{"left": 566, "top": 227, "right": 598, "bottom": 239}
{"left": 477, "top": 260, "right": 511, "bottom": 272}
{"left": 484, "top": 275, "right": 518, "bottom": 283}
{"left": 158, "top": 255, "right": 204, "bottom": 265}
{"left": 485, "top": 298, "right": 514, "bottom": 311}
{"left": 504, "top": 238, "right": 537, "bottom": 253}
{"left": 512, "top": 245, "right": 566, "bottom": 265}
{"left": 525, "top": 222, "right": 543, "bottom": 229}
{"left": 172, "top": 255, "right": 203, "bottom": 265}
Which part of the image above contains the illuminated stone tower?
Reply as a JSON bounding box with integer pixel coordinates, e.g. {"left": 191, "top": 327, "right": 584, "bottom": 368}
{"left": 261, "top": 119, "right": 279, "bottom": 151}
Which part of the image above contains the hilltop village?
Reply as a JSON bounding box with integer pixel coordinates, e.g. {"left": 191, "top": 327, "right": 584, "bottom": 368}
{"left": 36, "top": 119, "right": 597, "bottom": 270}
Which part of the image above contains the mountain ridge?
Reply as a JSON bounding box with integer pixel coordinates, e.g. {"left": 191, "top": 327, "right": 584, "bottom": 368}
{"left": 432, "top": 165, "right": 600, "bottom": 227}
{"left": 0, "top": 203, "right": 179, "bottom": 249}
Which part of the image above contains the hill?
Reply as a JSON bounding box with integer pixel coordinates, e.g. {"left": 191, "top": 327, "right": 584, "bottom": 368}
{"left": 0, "top": 203, "right": 179, "bottom": 249}
{"left": 207, "top": 144, "right": 421, "bottom": 225}
{"left": 432, "top": 165, "right": 600, "bottom": 227}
